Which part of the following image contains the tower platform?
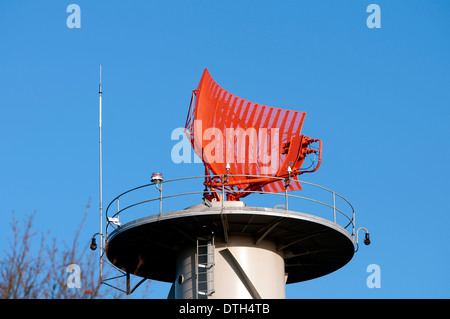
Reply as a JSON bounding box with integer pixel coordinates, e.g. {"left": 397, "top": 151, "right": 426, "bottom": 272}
{"left": 102, "top": 175, "right": 362, "bottom": 298}
{"left": 106, "top": 201, "right": 355, "bottom": 293}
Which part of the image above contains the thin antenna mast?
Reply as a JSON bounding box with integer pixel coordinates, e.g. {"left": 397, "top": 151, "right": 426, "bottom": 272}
{"left": 99, "top": 65, "right": 103, "bottom": 281}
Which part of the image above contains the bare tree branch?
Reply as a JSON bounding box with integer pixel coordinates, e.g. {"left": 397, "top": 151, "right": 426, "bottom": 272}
{"left": 0, "top": 200, "right": 151, "bottom": 299}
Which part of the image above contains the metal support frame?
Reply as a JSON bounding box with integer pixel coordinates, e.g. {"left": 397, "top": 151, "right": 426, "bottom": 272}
{"left": 101, "top": 270, "right": 147, "bottom": 295}
{"left": 219, "top": 248, "right": 262, "bottom": 299}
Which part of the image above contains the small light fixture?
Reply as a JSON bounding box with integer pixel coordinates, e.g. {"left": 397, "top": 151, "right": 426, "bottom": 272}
{"left": 151, "top": 172, "right": 163, "bottom": 184}
{"left": 285, "top": 166, "right": 292, "bottom": 189}
{"left": 90, "top": 237, "right": 97, "bottom": 251}
{"left": 356, "top": 227, "right": 371, "bottom": 247}
{"left": 152, "top": 172, "right": 163, "bottom": 192}
{"left": 364, "top": 232, "right": 371, "bottom": 246}
{"left": 225, "top": 163, "right": 230, "bottom": 183}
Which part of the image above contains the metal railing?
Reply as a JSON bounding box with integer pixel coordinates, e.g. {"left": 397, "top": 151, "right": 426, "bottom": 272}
{"left": 104, "top": 174, "right": 357, "bottom": 241}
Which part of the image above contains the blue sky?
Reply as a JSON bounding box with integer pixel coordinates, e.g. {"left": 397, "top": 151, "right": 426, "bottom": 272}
{"left": 1, "top": 1, "right": 449, "bottom": 299}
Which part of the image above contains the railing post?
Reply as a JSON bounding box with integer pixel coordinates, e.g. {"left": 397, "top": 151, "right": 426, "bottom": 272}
{"left": 159, "top": 186, "right": 163, "bottom": 216}
{"left": 352, "top": 208, "right": 356, "bottom": 237}
{"left": 285, "top": 167, "right": 291, "bottom": 211}
{"left": 285, "top": 188, "right": 288, "bottom": 211}
{"left": 332, "top": 192, "right": 336, "bottom": 223}
{"left": 222, "top": 175, "right": 225, "bottom": 200}
{"left": 221, "top": 175, "right": 225, "bottom": 212}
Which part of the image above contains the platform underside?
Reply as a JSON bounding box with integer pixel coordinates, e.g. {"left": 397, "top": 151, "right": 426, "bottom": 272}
{"left": 105, "top": 203, "right": 355, "bottom": 284}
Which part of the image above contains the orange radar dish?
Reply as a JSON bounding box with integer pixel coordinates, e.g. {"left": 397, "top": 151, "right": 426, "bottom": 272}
{"left": 185, "top": 69, "right": 321, "bottom": 201}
